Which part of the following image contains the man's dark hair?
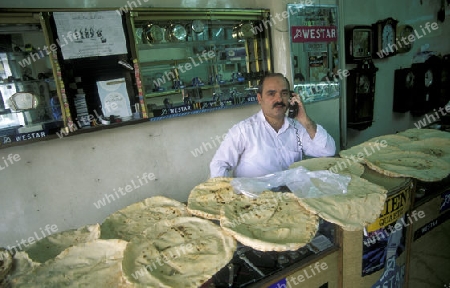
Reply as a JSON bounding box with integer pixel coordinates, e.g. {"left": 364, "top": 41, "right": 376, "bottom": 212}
{"left": 257, "top": 73, "right": 291, "bottom": 95}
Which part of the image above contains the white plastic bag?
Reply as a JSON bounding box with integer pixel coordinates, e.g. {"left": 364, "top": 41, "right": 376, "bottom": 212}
{"left": 230, "top": 166, "right": 351, "bottom": 199}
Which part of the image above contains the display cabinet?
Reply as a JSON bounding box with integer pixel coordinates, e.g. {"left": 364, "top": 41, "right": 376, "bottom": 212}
{"left": 0, "top": 12, "right": 64, "bottom": 145}
{"left": 287, "top": 4, "right": 341, "bottom": 104}
{"left": 126, "top": 8, "right": 272, "bottom": 119}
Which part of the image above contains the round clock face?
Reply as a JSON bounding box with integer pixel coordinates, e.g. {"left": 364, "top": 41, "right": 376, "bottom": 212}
{"left": 424, "top": 69, "right": 433, "bottom": 87}
{"left": 398, "top": 25, "right": 414, "bottom": 53}
{"left": 191, "top": 20, "right": 205, "bottom": 33}
{"left": 405, "top": 71, "right": 415, "bottom": 89}
{"left": 358, "top": 75, "right": 371, "bottom": 93}
{"left": 382, "top": 24, "right": 394, "bottom": 49}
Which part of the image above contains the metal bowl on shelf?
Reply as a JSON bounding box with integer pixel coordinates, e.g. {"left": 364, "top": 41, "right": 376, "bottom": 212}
{"left": 166, "top": 23, "right": 187, "bottom": 42}
{"left": 232, "top": 22, "right": 255, "bottom": 40}
{"left": 142, "top": 23, "right": 164, "bottom": 43}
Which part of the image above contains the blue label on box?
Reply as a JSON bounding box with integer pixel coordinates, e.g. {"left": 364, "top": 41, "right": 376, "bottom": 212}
{"left": 441, "top": 190, "right": 450, "bottom": 213}
{"left": 269, "top": 278, "right": 287, "bottom": 288}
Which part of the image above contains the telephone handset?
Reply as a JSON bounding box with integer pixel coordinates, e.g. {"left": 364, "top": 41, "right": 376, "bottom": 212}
{"left": 288, "top": 91, "right": 298, "bottom": 118}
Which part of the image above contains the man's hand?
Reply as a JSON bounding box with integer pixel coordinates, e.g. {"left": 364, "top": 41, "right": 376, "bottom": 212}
{"left": 290, "top": 93, "right": 317, "bottom": 139}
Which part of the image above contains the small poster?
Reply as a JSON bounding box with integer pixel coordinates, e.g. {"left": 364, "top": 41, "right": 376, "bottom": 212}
{"left": 96, "top": 78, "right": 132, "bottom": 118}
{"left": 53, "top": 11, "right": 128, "bottom": 60}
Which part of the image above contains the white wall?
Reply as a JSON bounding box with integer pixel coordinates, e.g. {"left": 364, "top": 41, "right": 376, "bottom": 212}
{"left": 341, "top": 0, "right": 450, "bottom": 148}
{"left": 0, "top": 0, "right": 340, "bottom": 247}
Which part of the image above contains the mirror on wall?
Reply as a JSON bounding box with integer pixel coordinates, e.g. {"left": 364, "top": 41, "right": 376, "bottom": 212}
{"left": 287, "top": 4, "right": 340, "bottom": 103}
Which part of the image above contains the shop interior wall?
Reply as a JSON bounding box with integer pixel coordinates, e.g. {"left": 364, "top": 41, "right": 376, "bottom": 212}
{"left": 0, "top": 0, "right": 340, "bottom": 246}
{"left": 341, "top": 0, "right": 450, "bottom": 148}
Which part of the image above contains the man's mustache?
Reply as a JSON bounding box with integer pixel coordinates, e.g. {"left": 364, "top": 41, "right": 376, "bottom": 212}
{"left": 273, "top": 102, "right": 286, "bottom": 108}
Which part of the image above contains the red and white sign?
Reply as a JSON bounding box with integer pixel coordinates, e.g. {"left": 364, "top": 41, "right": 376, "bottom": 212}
{"left": 291, "top": 26, "right": 337, "bottom": 43}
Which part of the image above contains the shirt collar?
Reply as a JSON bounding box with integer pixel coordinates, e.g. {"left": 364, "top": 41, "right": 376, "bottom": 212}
{"left": 258, "top": 110, "right": 292, "bottom": 134}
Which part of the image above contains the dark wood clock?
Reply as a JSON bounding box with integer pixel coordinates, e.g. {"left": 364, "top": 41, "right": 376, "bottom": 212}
{"left": 396, "top": 25, "right": 414, "bottom": 54}
{"left": 347, "top": 59, "right": 378, "bottom": 130}
{"left": 410, "top": 55, "right": 442, "bottom": 117}
{"left": 393, "top": 67, "right": 414, "bottom": 113}
{"left": 345, "top": 25, "right": 373, "bottom": 64}
{"left": 372, "top": 17, "right": 399, "bottom": 59}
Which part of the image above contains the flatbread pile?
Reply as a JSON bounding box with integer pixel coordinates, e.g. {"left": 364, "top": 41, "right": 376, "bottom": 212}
{"left": 3, "top": 251, "right": 40, "bottom": 287}
{"left": 364, "top": 150, "right": 450, "bottom": 182}
{"left": 289, "top": 157, "right": 365, "bottom": 177}
{"left": 101, "top": 196, "right": 191, "bottom": 241}
{"left": 187, "top": 177, "right": 246, "bottom": 220}
{"left": 0, "top": 248, "right": 13, "bottom": 284}
{"left": 7, "top": 239, "right": 133, "bottom": 288}
{"left": 296, "top": 175, "right": 388, "bottom": 231}
{"left": 220, "top": 191, "right": 319, "bottom": 251}
{"left": 397, "top": 137, "right": 450, "bottom": 162}
{"left": 122, "top": 216, "right": 236, "bottom": 288}
{"left": 396, "top": 128, "right": 450, "bottom": 140}
{"left": 339, "top": 130, "right": 450, "bottom": 182}
{"left": 339, "top": 134, "right": 409, "bottom": 160}
{"left": 24, "top": 223, "right": 101, "bottom": 263}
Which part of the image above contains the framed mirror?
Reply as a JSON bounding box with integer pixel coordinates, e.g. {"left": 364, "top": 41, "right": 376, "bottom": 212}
{"left": 287, "top": 4, "right": 340, "bottom": 103}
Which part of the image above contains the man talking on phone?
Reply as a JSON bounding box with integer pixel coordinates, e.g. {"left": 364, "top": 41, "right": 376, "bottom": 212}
{"left": 209, "top": 73, "right": 336, "bottom": 178}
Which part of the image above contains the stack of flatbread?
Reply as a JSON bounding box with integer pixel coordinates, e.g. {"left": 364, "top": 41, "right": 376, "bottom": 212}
{"left": 187, "top": 177, "right": 246, "bottom": 220}
{"left": 8, "top": 239, "right": 134, "bottom": 287}
{"left": 0, "top": 248, "right": 13, "bottom": 285}
{"left": 220, "top": 191, "right": 319, "bottom": 251}
{"left": 289, "top": 156, "right": 365, "bottom": 177}
{"left": 4, "top": 196, "right": 239, "bottom": 288}
{"left": 122, "top": 216, "right": 236, "bottom": 288}
{"left": 101, "top": 196, "right": 191, "bottom": 241}
{"left": 339, "top": 130, "right": 450, "bottom": 182}
{"left": 295, "top": 175, "right": 388, "bottom": 231}
{"left": 287, "top": 157, "right": 388, "bottom": 231}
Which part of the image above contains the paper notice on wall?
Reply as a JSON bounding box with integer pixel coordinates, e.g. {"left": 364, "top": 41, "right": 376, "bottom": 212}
{"left": 53, "top": 11, "right": 127, "bottom": 60}
{"left": 96, "top": 78, "right": 132, "bottom": 118}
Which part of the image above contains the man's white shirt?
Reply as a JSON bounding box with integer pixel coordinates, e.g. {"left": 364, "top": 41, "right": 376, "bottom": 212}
{"left": 210, "top": 110, "right": 336, "bottom": 178}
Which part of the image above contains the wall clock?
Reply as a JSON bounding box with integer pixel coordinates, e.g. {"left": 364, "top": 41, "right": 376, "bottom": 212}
{"left": 345, "top": 25, "right": 372, "bottom": 64}
{"left": 372, "top": 17, "right": 398, "bottom": 59}
{"left": 396, "top": 25, "right": 414, "bottom": 54}
{"left": 346, "top": 59, "right": 378, "bottom": 130}
{"left": 410, "top": 55, "right": 442, "bottom": 116}
{"left": 393, "top": 68, "right": 414, "bottom": 113}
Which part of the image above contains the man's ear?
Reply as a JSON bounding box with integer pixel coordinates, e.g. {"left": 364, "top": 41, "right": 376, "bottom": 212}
{"left": 257, "top": 93, "right": 262, "bottom": 104}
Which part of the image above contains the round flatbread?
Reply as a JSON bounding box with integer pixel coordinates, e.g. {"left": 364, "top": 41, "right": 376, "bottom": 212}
{"left": 415, "top": 130, "right": 450, "bottom": 140}
{"left": 24, "top": 223, "right": 101, "bottom": 263}
{"left": 220, "top": 191, "right": 319, "bottom": 252}
{"left": 296, "top": 175, "right": 387, "bottom": 231}
{"left": 0, "top": 248, "right": 13, "bottom": 283}
{"left": 101, "top": 196, "right": 191, "bottom": 241}
{"left": 364, "top": 150, "right": 450, "bottom": 182}
{"left": 8, "top": 239, "right": 133, "bottom": 287}
{"left": 187, "top": 177, "right": 246, "bottom": 220}
{"left": 396, "top": 128, "right": 448, "bottom": 140}
{"left": 397, "top": 137, "right": 450, "bottom": 162}
{"left": 289, "top": 157, "right": 365, "bottom": 177}
{"left": 2, "top": 251, "right": 40, "bottom": 287}
{"left": 122, "top": 216, "right": 236, "bottom": 288}
{"left": 365, "top": 134, "right": 412, "bottom": 146}
{"left": 339, "top": 141, "right": 400, "bottom": 163}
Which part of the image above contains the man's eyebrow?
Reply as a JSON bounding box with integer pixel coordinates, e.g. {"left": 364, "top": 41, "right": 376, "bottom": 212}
{"left": 265, "top": 88, "right": 289, "bottom": 93}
